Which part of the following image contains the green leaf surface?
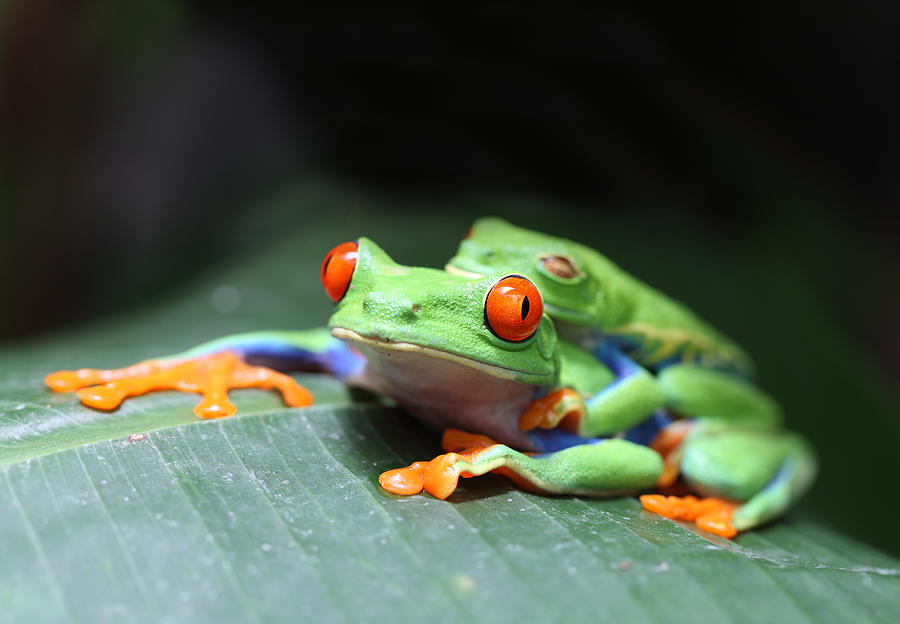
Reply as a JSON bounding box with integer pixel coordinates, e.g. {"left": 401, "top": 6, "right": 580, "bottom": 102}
{"left": 2, "top": 181, "right": 899, "bottom": 623}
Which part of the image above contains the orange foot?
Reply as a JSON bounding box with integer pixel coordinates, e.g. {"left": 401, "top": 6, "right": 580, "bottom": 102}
{"left": 45, "top": 351, "right": 313, "bottom": 419}
{"left": 640, "top": 494, "right": 739, "bottom": 538}
{"left": 379, "top": 429, "right": 499, "bottom": 499}
{"left": 649, "top": 420, "right": 694, "bottom": 488}
{"left": 518, "top": 388, "right": 585, "bottom": 431}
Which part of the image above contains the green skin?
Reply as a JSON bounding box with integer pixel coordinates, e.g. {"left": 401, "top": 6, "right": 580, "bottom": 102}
{"left": 442, "top": 217, "right": 816, "bottom": 530}
{"left": 448, "top": 217, "right": 755, "bottom": 373}
{"left": 173, "top": 229, "right": 814, "bottom": 533}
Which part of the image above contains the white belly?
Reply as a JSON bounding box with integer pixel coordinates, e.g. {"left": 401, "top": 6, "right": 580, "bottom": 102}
{"left": 347, "top": 341, "right": 540, "bottom": 450}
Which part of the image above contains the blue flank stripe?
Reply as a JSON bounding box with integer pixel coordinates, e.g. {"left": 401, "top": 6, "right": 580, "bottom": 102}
{"left": 324, "top": 343, "right": 367, "bottom": 379}
{"left": 217, "top": 339, "right": 365, "bottom": 380}
{"left": 593, "top": 341, "right": 641, "bottom": 377}
{"left": 527, "top": 428, "right": 607, "bottom": 454}
{"left": 528, "top": 409, "right": 676, "bottom": 456}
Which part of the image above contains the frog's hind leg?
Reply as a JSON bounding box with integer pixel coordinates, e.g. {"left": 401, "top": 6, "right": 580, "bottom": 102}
{"left": 380, "top": 430, "right": 663, "bottom": 500}
{"left": 644, "top": 425, "right": 816, "bottom": 537}
{"left": 729, "top": 435, "right": 817, "bottom": 533}
{"left": 657, "top": 363, "right": 782, "bottom": 427}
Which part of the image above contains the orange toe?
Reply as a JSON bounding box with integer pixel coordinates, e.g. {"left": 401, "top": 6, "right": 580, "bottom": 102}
{"left": 45, "top": 370, "right": 87, "bottom": 392}
{"left": 696, "top": 511, "right": 738, "bottom": 538}
{"left": 639, "top": 494, "right": 672, "bottom": 516}
{"left": 640, "top": 494, "right": 699, "bottom": 520}
{"left": 379, "top": 454, "right": 465, "bottom": 499}
{"left": 441, "top": 429, "right": 496, "bottom": 453}
{"left": 379, "top": 462, "right": 429, "bottom": 495}
{"left": 279, "top": 382, "right": 314, "bottom": 407}
{"left": 76, "top": 385, "right": 126, "bottom": 410}
{"left": 641, "top": 494, "right": 740, "bottom": 538}
{"left": 423, "top": 453, "right": 464, "bottom": 500}
{"left": 194, "top": 395, "right": 238, "bottom": 419}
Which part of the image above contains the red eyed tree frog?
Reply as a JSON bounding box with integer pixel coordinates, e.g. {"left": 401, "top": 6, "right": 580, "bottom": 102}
{"left": 444, "top": 217, "right": 816, "bottom": 536}
{"left": 46, "top": 227, "right": 816, "bottom": 539}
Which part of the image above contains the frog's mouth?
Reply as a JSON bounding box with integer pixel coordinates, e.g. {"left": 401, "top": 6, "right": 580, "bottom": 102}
{"left": 443, "top": 263, "right": 483, "bottom": 279}
{"left": 330, "top": 327, "right": 547, "bottom": 382}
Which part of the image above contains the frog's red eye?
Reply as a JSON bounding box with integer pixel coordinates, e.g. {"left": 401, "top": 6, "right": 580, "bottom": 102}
{"left": 484, "top": 275, "right": 543, "bottom": 342}
{"left": 463, "top": 227, "right": 473, "bottom": 240}
{"left": 321, "top": 241, "right": 358, "bottom": 302}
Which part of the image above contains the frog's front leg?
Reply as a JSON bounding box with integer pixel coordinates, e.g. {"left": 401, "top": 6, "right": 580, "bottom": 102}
{"left": 46, "top": 329, "right": 364, "bottom": 418}
{"left": 380, "top": 429, "right": 663, "bottom": 499}
{"left": 520, "top": 343, "right": 665, "bottom": 437}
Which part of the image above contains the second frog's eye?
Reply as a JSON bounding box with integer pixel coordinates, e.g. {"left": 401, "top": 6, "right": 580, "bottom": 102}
{"left": 321, "top": 241, "right": 358, "bottom": 302}
{"left": 484, "top": 275, "right": 543, "bottom": 342}
{"left": 538, "top": 254, "right": 581, "bottom": 280}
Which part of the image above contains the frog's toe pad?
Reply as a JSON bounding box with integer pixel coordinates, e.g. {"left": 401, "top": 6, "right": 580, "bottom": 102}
{"left": 695, "top": 511, "right": 738, "bottom": 538}
{"left": 194, "top": 395, "right": 238, "bottom": 419}
{"left": 379, "top": 462, "right": 429, "bottom": 496}
{"left": 640, "top": 494, "right": 739, "bottom": 538}
{"left": 46, "top": 370, "right": 91, "bottom": 392}
{"left": 379, "top": 454, "right": 467, "bottom": 499}
{"left": 76, "top": 385, "right": 127, "bottom": 410}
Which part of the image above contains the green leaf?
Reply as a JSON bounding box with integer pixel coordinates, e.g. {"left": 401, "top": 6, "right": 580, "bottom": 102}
{"left": 2, "top": 183, "right": 899, "bottom": 622}
{"left": 3, "top": 405, "right": 899, "bottom": 623}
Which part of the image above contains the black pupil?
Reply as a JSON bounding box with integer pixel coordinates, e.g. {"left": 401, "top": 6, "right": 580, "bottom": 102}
{"left": 323, "top": 253, "right": 333, "bottom": 276}
{"left": 521, "top": 296, "right": 530, "bottom": 321}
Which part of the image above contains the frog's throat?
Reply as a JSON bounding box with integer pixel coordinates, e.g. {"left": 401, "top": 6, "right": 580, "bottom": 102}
{"left": 330, "top": 327, "right": 549, "bottom": 382}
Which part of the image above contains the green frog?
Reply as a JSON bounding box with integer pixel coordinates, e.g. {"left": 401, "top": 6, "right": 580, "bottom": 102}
{"left": 47, "top": 230, "right": 815, "bottom": 538}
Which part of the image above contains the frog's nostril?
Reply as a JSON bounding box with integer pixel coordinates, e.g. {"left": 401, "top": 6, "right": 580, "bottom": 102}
{"left": 411, "top": 304, "right": 421, "bottom": 314}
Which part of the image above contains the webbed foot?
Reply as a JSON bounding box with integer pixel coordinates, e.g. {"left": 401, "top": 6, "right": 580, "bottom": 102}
{"left": 379, "top": 430, "right": 500, "bottom": 499}
{"left": 518, "top": 388, "right": 585, "bottom": 431}
{"left": 46, "top": 351, "right": 313, "bottom": 418}
{"left": 640, "top": 494, "right": 739, "bottom": 538}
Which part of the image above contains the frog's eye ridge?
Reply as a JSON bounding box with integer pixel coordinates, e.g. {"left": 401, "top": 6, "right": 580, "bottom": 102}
{"left": 484, "top": 275, "right": 543, "bottom": 342}
{"left": 321, "top": 241, "right": 358, "bottom": 302}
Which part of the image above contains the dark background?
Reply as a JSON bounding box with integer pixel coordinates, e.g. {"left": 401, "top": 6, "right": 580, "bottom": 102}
{"left": 2, "top": 3, "right": 899, "bottom": 550}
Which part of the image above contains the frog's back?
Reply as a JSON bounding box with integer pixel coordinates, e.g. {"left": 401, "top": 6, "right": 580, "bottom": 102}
{"left": 581, "top": 248, "right": 754, "bottom": 375}
{"left": 452, "top": 217, "right": 754, "bottom": 376}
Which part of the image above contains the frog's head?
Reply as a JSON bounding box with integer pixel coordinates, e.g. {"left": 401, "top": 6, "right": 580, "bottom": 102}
{"left": 321, "top": 237, "right": 558, "bottom": 386}
{"left": 446, "top": 217, "right": 604, "bottom": 326}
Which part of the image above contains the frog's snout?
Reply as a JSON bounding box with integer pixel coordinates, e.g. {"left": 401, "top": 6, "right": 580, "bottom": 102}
{"left": 362, "top": 291, "right": 421, "bottom": 323}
